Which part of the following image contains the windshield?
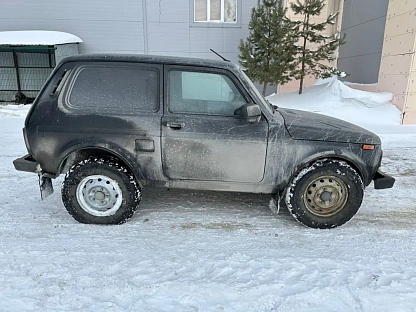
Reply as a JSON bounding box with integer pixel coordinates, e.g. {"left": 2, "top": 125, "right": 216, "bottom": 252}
{"left": 239, "top": 69, "right": 275, "bottom": 114}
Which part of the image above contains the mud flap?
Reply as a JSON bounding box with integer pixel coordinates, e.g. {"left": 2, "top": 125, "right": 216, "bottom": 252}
{"left": 39, "top": 175, "right": 54, "bottom": 200}
{"left": 373, "top": 170, "right": 395, "bottom": 189}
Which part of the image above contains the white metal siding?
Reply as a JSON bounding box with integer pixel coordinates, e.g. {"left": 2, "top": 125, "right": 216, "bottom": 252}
{"left": 0, "top": 0, "right": 257, "bottom": 59}
{"left": 55, "top": 44, "right": 79, "bottom": 65}
{"left": 0, "top": 0, "right": 145, "bottom": 54}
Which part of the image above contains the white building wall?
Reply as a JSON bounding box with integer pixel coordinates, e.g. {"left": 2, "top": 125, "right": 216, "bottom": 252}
{"left": 0, "top": 0, "right": 145, "bottom": 54}
{"left": 55, "top": 43, "right": 79, "bottom": 65}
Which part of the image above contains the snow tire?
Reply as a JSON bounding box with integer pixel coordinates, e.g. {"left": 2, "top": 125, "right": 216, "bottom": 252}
{"left": 285, "top": 159, "right": 364, "bottom": 229}
{"left": 62, "top": 157, "right": 141, "bottom": 224}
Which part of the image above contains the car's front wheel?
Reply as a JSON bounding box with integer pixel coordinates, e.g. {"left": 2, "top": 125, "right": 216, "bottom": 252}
{"left": 62, "top": 157, "right": 141, "bottom": 224}
{"left": 285, "top": 159, "right": 364, "bottom": 229}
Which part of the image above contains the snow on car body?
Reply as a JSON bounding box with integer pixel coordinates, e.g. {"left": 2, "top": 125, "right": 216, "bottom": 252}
{"left": 13, "top": 54, "right": 395, "bottom": 228}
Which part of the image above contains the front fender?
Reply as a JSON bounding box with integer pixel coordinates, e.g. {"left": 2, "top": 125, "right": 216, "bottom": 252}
{"left": 295, "top": 149, "right": 368, "bottom": 183}
{"left": 264, "top": 139, "right": 381, "bottom": 192}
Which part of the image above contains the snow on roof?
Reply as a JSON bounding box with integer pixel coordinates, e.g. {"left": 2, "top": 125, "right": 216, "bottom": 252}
{"left": 0, "top": 31, "right": 82, "bottom": 46}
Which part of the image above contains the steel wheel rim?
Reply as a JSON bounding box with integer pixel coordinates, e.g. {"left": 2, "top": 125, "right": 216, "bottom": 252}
{"left": 76, "top": 175, "right": 123, "bottom": 217}
{"left": 303, "top": 175, "right": 348, "bottom": 217}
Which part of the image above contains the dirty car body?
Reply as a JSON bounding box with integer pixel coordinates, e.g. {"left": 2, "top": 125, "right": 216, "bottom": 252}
{"left": 13, "top": 54, "right": 395, "bottom": 228}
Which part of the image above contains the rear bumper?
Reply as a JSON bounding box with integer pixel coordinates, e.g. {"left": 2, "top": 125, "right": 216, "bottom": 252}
{"left": 13, "top": 154, "right": 39, "bottom": 173}
{"left": 373, "top": 170, "right": 395, "bottom": 189}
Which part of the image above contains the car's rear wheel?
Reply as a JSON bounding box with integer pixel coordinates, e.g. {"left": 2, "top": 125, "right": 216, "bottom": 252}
{"left": 62, "top": 157, "right": 141, "bottom": 224}
{"left": 285, "top": 159, "right": 364, "bottom": 229}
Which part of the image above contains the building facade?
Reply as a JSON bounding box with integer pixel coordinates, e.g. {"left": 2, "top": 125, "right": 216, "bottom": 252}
{"left": 337, "top": 0, "right": 389, "bottom": 84}
{"left": 277, "top": 0, "right": 344, "bottom": 94}
{"left": 279, "top": 0, "right": 416, "bottom": 125}
{"left": 0, "top": 0, "right": 257, "bottom": 62}
{"left": 338, "top": 0, "right": 416, "bottom": 124}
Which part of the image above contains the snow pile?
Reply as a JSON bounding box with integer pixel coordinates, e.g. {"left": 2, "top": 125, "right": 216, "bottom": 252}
{"left": 268, "top": 77, "right": 402, "bottom": 126}
{"left": 0, "top": 104, "right": 31, "bottom": 118}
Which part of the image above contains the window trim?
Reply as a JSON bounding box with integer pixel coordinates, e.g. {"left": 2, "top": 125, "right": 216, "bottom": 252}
{"left": 165, "top": 66, "right": 251, "bottom": 118}
{"left": 190, "top": 0, "right": 242, "bottom": 28}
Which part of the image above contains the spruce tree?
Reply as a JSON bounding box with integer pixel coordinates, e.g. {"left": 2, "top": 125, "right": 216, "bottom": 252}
{"left": 239, "top": 0, "right": 298, "bottom": 96}
{"left": 291, "top": 0, "right": 346, "bottom": 94}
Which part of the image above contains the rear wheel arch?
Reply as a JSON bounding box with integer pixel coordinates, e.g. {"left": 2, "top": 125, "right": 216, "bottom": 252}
{"left": 58, "top": 147, "right": 143, "bottom": 187}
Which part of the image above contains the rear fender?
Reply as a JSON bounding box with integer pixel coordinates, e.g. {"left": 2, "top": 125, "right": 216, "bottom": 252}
{"left": 57, "top": 142, "right": 143, "bottom": 184}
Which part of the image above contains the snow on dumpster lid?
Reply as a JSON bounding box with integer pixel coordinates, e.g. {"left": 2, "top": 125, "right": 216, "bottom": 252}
{"left": 0, "top": 31, "right": 83, "bottom": 46}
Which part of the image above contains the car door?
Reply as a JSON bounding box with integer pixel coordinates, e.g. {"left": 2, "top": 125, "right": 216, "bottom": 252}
{"left": 161, "top": 65, "right": 268, "bottom": 183}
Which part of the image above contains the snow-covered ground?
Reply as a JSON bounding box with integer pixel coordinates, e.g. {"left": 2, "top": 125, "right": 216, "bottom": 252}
{"left": 1, "top": 90, "right": 416, "bottom": 311}
{"left": 0, "top": 103, "right": 31, "bottom": 118}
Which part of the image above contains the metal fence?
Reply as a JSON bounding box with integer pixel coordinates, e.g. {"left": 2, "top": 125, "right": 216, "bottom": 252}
{"left": 0, "top": 46, "right": 55, "bottom": 102}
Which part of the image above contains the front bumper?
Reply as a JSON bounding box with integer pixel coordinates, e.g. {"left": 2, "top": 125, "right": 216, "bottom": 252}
{"left": 373, "top": 170, "right": 395, "bottom": 189}
{"left": 13, "top": 154, "right": 39, "bottom": 173}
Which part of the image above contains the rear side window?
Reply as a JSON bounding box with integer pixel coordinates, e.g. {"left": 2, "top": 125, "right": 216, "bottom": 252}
{"left": 60, "top": 64, "right": 159, "bottom": 115}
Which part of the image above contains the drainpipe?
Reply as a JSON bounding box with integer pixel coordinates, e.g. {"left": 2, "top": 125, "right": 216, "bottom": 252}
{"left": 142, "top": 0, "right": 149, "bottom": 54}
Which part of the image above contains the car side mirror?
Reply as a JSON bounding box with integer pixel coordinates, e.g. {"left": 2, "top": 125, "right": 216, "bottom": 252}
{"left": 238, "top": 103, "right": 262, "bottom": 123}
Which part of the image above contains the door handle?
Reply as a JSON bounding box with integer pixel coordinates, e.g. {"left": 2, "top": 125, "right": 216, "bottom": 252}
{"left": 166, "top": 122, "right": 184, "bottom": 130}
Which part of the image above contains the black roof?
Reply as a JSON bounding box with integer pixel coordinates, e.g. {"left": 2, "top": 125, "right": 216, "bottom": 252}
{"left": 61, "top": 53, "right": 240, "bottom": 71}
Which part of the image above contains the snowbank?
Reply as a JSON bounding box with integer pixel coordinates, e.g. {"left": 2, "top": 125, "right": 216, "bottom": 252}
{"left": 0, "top": 104, "right": 31, "bottom": 118}
{"left": 268, "top": 77, "right": 402, "bottom": 127}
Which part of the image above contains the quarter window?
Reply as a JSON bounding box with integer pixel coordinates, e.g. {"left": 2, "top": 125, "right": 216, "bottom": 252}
{"left": 194, "top": 0, "right": 237, "bottom": 23}
{"left": 169, "top": 70, "right": 247, "bottom": 116}
{"left": 61, "top": 65, "right": 158, "bottom": 115}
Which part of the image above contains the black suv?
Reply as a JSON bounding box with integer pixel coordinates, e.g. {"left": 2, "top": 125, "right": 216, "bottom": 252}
{"left": 13, "top": 54, "right": 395, "bottom": 228}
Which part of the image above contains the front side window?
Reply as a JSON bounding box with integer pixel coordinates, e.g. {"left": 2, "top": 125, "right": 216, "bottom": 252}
{"left": 194, "top": 0, "right": 237, "bottom": 23}
{"left": 169, "top": 70, "right": 247, "bottom": 116}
